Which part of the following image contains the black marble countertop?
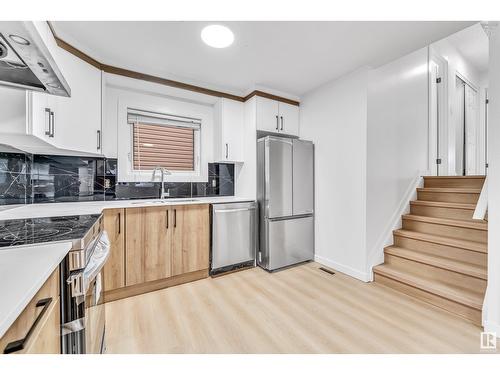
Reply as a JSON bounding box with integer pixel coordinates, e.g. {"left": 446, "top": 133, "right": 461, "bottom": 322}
{"left": 0, "top": 214, "right": 101, "bottom": 248}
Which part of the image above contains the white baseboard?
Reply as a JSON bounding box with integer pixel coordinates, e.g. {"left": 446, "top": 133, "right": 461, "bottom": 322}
{"left": 365, "top": 172, "right": 425, "bottom": 279}
{"left": 315, "top": 255, "right": 371, "bottom": 282}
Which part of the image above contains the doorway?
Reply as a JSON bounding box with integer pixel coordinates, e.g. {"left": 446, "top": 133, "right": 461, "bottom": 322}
{"left": 455, "top": 75, "right": 479, "bottom": 176}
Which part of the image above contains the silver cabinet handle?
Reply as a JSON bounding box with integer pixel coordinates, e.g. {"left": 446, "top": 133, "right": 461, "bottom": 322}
{"left": 49, "top": 111, "right": 55, "bottom": 138}
{"left": 225, "top": 143, "right": 228, "bottom": 159}
{"left": 97, "top": 130, "right": 101, "bottom": 150}
{"left": 280, "top": 116, "right": 284, "bottom": 131}
{"left": 275, "top": 115, "right": 279, "bottom": 130}
{"left": 44, "top": 108, "right": 51, "bottom": 136}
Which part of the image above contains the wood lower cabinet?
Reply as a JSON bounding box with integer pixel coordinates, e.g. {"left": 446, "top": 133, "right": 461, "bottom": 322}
{"left": 0, "top": 268, "right": 60, "bottom": 354}
{"left": 171, "top": 205, "right": 210, "bottom": 276}
{"left": 125, "top": 206, "right": 172, "bottom": 286}
{"left": 103, "top": 208, "right": 125, "bottom": 292}
{"left": 102, "top": 204, "right": 210, "bottom": 301}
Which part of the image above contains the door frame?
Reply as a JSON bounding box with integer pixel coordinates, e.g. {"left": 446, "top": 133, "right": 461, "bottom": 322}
{"left": 456, "top": 72, "right": 481, "bottom": 175}
{"left": 428, "top": 47, "right": 449, "bottom": 176}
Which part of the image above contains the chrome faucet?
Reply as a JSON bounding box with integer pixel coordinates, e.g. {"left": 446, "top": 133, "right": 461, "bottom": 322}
{"left": 152, "top": 166, "right": 172, "bottom": 199}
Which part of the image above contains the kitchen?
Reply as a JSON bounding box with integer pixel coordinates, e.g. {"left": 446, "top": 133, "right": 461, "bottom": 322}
{"left": 0, "top": 20, "right": 314, "bottom": 355}
{"left": 1, "top": 4, "right": 500, "bottom": 373}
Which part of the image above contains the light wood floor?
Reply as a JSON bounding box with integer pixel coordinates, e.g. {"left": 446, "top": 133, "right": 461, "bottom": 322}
{"left": 104, "top": 262, "right": 499, "bottom": 354}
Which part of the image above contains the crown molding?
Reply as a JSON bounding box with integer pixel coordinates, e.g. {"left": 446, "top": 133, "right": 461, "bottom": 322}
{"left": 47, "top": 21, "right": 299, "bottom": 106}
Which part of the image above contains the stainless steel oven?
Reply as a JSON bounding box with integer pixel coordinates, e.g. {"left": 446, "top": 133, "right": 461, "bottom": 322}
{"left": 60, "top": 215, "right": 109, "bottom": 354}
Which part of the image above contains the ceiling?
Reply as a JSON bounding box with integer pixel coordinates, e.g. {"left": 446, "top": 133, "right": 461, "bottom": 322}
{"left": 53, "top": 21, "right": 474, "bottom": 97}
{"left": 446, "top": 23, "right": 489, "bottom": 75}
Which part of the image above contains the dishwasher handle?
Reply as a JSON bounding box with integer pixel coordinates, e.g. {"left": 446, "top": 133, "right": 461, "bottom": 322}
{"left": 213, "top": 207, "right": 256, "bottom": 214}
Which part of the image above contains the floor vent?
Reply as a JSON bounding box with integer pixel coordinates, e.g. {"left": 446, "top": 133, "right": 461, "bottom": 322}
{"left": 319, "top": 267, "right": 335, "bottom": 275}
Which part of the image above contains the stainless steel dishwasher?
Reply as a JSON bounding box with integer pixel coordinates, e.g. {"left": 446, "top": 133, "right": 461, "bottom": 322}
{"left": 211, "top": 201, "right": 257, "bottom": 275}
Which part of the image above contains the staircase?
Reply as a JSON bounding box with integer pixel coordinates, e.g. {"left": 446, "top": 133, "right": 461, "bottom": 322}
{"left": 373, "top": 176, "right": 487, "bottom": 325}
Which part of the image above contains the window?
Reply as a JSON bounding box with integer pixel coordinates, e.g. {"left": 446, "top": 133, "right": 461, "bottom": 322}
{"left": 127, "top": 109, "right": 201, "bottom": 173}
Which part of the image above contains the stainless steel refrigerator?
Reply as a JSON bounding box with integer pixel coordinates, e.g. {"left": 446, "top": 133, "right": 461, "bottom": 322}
{"left": 257, "top": 136, "right": 314, "bottom": 271}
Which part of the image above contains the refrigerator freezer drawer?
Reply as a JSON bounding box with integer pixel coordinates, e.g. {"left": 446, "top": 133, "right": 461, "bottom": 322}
{"left": 211, "top": 202, "right": 257, "bottom": 271}
{"left": 265, "top": 215, "right": 314, "bottom": 271}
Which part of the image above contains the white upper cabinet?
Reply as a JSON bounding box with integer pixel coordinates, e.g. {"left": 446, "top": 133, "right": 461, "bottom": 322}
{"left": 278, "top": 102, "right": 299, "bottom": 136}
{"left": 256, "top": 96, "right": 280, "bottom": 133}
{"left": 255, "top": 96, "right": 299, "bottom": 136}
{"left": 214, "top": 98, "right": 244, "bottom": 163}
{"left": 28, "top": 23, "right": 102, "bottom": 154}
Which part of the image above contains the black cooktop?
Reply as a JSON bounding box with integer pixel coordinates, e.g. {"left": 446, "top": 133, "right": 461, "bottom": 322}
{"left": 0, "top": 215, "right": 101, "bottom": 248}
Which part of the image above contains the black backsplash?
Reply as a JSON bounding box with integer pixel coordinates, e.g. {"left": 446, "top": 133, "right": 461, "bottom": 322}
{"left": 0, "top": 151, "right": 234, "bottom": 205}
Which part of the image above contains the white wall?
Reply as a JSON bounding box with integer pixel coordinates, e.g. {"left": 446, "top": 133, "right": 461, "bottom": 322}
{"left": 0, "top": 86, "right": 26, "bottom": 135}
{"left": 300, "top": 48, "right": 431, "bottom": 282}
{"left": 300, "top": 68, "right": 369, "bottom": 281}
{"left": 102, "top": 73, "right": 217, "bottom": 183}
{"left": 366, "top": 47, "right": 430, "bottom": 271}
{"left": 484, "top": 24, "right": 500, "bottom": 334}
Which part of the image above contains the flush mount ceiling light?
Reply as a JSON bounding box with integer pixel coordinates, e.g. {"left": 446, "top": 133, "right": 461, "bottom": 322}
{"left": 201, "top": 25, "right": 234, "bottom": 48}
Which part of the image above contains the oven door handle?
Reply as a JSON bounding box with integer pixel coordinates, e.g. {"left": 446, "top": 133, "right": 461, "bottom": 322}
{"left": 67, "top": 231, "right": 110, "bottom": 297}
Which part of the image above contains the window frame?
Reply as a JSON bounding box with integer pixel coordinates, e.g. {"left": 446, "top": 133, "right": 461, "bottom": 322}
{"left": 116, "top": 94, "right": 212, "bottom": 183}
{"left": 128, "top": 109, "right": 201, "bottom": 174}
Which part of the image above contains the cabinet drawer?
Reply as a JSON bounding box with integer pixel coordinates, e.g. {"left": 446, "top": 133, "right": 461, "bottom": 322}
{"left": 0, "top": 268, "right": 60, "bottom": 354}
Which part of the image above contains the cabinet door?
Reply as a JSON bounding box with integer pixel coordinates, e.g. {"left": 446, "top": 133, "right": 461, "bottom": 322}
{"left": 278, "top": 102, "right": 300, "bottom": 136}
{"left": 23, "top": 298, "right": 61, "bottom": 354}
{"left": 256, "top": 96, "right": 280, "bottom": 133}
{"left": 49, "top": 48, "right": 102, "bottom": 154}
{"left": 221, "top": 99, "right": 244, "bottom": 162}
{"left": 125, "top": 206, "right": 172, "bottom": 286}
{"left": 102, "top": 208, "right": 125, "bottom": 292}
{"left": 27, "top": 45, "right": 101, "bottom": 154}
{"left": 30, "top": 92, "right": 52, "bottom": 143}
{"left": 0, "top": 268, "right": 60, "bottom": 354}
{"left": 171, "top": 204, "right": 210, "bottom": 276}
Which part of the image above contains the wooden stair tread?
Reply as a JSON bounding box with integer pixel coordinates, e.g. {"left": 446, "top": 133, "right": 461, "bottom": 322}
{"left": 393, "top": 229, "right": 487, "bottom": 253}
{"left": 373, "top": 264, "right": 484, "bottom": 310}
{"left": 410, "top": 200, "right": 476, "bottom": 210}
{"left": 417, "top": 187, "right": 481, "bottom": 194}
{"left": 384, "top": 246, "right": 487, "bottom": 280}
{"left": 402, "top": 214, "right": 487, "bottom": 230}
{"left": 423, "top": 175, "right": 485, "bottom": 179}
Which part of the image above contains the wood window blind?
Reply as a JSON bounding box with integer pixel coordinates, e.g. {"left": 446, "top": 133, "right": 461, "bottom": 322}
{"left": 128, "top": 110, "right": 200, "bottom": 172}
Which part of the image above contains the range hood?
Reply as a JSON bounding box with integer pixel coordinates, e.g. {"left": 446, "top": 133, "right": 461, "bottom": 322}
{"left": 0, "top": 21, "right": 70, "bottom": 97}
{"left": 0, "top": 133, "right": 103, "bottom": 158}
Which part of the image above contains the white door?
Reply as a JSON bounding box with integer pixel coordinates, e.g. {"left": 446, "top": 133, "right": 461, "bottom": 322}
{"left": 256, "top": 96, "right": 280, "bottom": 133}
{"left": 278, "top": 102, "right": 299, "bottom": 136}
{"left": 465, "top": 84, "right": 479, "bottom": 175}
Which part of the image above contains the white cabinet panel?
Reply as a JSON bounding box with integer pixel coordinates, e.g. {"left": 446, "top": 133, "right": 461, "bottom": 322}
{"left": 278, "top": 102, "right": 299, "bottom": 137}
{"left": 255, "top": 96, "right": 299, "bottom": 136}
{"left": 28, "top": 30, "right": 102, "bottom": 154}
{"left": 256, "top": 96, "right": 280, "bottom": 133}
{"left": 214, "top": 98, "right": 244, "bottom": 162}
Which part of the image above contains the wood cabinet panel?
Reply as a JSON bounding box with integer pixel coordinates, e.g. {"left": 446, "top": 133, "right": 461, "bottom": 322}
{"left": 0, "top": 268, "right": 60, "bottom": 354}
{"left": 24, "top": 298, "right": 60, "bottom": 354}
{"left": 103, "top": 208, "right": 125, "bottom": 292}
{"left": 125, "top": 206, "right": 172, "bottom": 286}
{"left": 171, "top": 204, "right": 210, "bottom": 276}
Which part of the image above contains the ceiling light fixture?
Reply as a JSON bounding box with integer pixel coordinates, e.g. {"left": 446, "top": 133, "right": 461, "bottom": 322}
{"left": 201, "top": 25, "right": 234, "bottom": 48}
